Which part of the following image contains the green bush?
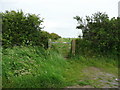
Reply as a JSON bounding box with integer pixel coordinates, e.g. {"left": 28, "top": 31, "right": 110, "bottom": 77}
{"left": 75, "top": 39, "right": 93, "bottom": 56}
{"left": 74, "top": 12, "right": 120, "bottom": 55}
{"left": 1, "top": 10, "right": 48, "bottom": 48}
{"left": 50, "top": 33, "right": 61, "bottom": 40}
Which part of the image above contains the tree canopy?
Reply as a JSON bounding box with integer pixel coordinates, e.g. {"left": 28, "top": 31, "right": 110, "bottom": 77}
{"left": 1, "top": 10, "right": 61, "bottom": 48}
{"left": 74, "top": 12, "right": 119, "bottom": 54}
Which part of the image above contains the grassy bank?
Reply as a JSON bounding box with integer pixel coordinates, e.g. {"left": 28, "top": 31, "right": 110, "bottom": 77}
{"left": 2, "top": 46, "right": 67, "bottom": 88}
{"left": 2, "top": 44, "right": 118, "bottom": 88}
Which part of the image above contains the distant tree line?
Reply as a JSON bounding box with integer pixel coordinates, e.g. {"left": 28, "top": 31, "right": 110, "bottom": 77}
{"left": 74, "top": 12, "right": 120, "bottom": 55}
{"left": 1, "top": 10, "right": 61, "bottom": 48}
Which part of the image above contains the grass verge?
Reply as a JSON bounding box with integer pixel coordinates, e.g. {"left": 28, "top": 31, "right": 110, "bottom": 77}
{"left": 2, "top": 45, "right": 118, "bottom": 88}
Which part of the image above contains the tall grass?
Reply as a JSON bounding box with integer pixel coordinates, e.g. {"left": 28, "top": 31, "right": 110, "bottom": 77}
{"left": 70, "top": 55, "right": 118, "bottom": 75}
{"left": 50, "top": 38, "right": 73, "bottom": 57}
{"left": 2, "top": 46, "right": 67, "bottom": 88}
{"left": 2, "top": 39, "right": 118, "bottom": 88}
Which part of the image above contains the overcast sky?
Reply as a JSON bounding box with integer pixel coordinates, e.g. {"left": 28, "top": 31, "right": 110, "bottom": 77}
{"left": 0, "top": 0, "right": 119, "bottom": 38}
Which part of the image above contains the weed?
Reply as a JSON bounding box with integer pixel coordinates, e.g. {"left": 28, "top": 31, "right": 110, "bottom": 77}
{"left": 2, "top": 38, "right": 118, "bottom": 88}
{"left": 77, "top": 81, "right": 90, "bottom": 86}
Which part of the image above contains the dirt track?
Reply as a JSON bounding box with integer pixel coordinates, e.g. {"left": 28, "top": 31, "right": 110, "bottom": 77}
{"left": 66, "top": 67, "right": 119, "bottom": 88}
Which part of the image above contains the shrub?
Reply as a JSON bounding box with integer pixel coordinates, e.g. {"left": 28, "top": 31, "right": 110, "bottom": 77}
{"left": 74, "top": 12, "right": 120, "bottom": 55}
{"left": 50, "top": 33, "right": 61, "bottom": 40}
{"left": 1, "top": 10, "right": 48, "bottom": 48}
{"left": 75, "top": 39, "right": 93, "bottom": 56}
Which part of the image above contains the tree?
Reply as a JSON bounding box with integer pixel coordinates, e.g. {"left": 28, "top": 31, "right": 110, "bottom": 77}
{"left": 1, "top": 10, "right": 49, "bottom": 48}
{"left": 50, "top": 33, "right": 61, "bottom": 40}
{"left": 74, "top": 12, "right": 119, "bottom": 54}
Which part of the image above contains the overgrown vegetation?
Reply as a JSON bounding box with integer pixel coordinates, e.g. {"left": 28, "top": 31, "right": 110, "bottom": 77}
{"left": 2, "top": 10, "right": 119, "bottom": 88}
{"left": 74, "top": 12, "right": 120, "bottom": 56}
{"left": 1, "top": 10, "right": 61, "bottom": 49}
{"left": 2, "top": 45, "right": 118, "bottom": 88}
{"left": 2, "top": 46, "right": 67, "bottom": 88}
{"left": 50, "top": 33, "right": 61, "bottom": 40}
{"left": 40, "top": 31, "right": 61, "bottom": 41}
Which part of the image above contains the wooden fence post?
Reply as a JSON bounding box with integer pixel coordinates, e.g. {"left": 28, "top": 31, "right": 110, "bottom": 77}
{"left": 71, "top": 39, "right": 76, "bottom": 55}
{"left": 48, "top": 39, "right": 51, "bottom": 49}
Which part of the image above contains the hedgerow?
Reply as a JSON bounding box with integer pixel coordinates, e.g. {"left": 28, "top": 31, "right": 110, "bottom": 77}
{"left": 74, "top": 12, "right": 120, "bottom": 56}
{"left": 1, "top": 10, "right": 48, "bottom": 48}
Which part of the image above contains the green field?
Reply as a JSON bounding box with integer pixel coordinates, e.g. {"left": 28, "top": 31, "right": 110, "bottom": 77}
{"left": 2, "top": 38, "right": 118, "bottom": 88}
